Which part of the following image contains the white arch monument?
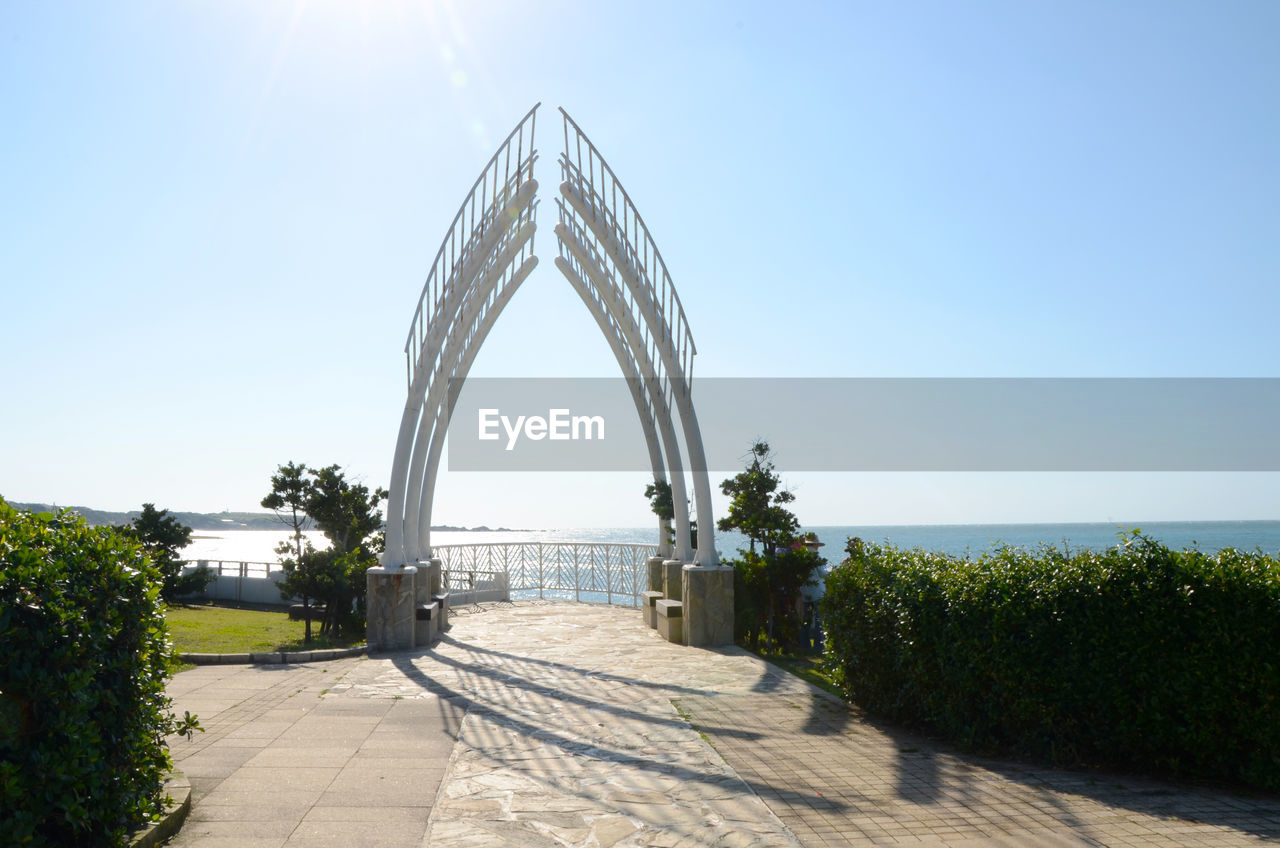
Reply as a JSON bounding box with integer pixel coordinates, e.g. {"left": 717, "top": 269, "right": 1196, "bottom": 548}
{"left": 367, "top": 104, "right": 732, "bottom": 650}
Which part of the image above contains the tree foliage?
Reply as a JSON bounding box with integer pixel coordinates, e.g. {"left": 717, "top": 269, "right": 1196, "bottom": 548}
{"left": 643, "top": 480, "right": 694, "bottom": 553}
{"left": 822, "top": 533, "right": 1280, "bottom": 791}
{"left": 261, "top": 461, "right": 311, "bottom": 562}
{"left": 717, "top": 441, "right": 798, "bottom": 556}
{"left": 262, "top": 461, "right": 316, "bottom": 642}
{"left": 263, "top": 463, "right": 387, "bottom": 638}
{"left": 716, "top": 441, "right": 823, "bottom": 650}
{"left": 120, "top": 503, "right": 211, "bottom": 601}
{"left": 644, "top": 480, "right": 675, "bottom": 522}
{"left": 0, "top": 499, "right": 199, "bottom": 846}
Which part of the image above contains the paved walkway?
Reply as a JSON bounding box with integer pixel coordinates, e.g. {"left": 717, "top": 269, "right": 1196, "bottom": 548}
{"left": 165, "top": 601, "right": 1280, "bottom": 847}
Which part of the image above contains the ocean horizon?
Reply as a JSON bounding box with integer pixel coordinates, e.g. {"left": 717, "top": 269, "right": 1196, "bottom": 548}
{"left": 183, "top": 520, "right": 1280, "bottom": 565}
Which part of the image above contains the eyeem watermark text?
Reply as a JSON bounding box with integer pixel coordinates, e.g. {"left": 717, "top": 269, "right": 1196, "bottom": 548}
{"left": 477, "top": 408, "right": 606, "bottom": 451}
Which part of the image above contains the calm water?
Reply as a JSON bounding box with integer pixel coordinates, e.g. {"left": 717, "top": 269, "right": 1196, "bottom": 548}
{"left": 184, "top": 521, "right": 1280, "bottom": 564}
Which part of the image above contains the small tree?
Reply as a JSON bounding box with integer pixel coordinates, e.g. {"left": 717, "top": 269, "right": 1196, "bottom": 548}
{"left": 717, "top": 441, "right": 823, "bottom": 650}
{"left": 718, "top": 442, "right": 798, "bottom": 556}
{"left": 265, "top": 464, "right": 387, "bottom": 638}
{"left": 122, "top": 503, "right": 211, "bottom": 602}
{"left": 261, "top": 462, "right": 315, "bottom": 643}
{"left": 305, "top": 465, "right": 387, "bottom": 634}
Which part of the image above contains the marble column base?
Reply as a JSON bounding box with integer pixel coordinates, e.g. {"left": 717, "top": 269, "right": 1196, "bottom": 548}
{"left": 425, "top": 557, "right": 445, "bottom": 629}
{"left": 413, "top": 563, "right": 435, "bottom": 646}
{"left": 367, "top": 565, "right": 418, "bottom": 651}
{"left": 662, "top": 559, "right": 685, "bottom": 602}
{"left": 646, "top": 556, "right": 665, "bottom": 593}
{"left": 681, "top": 565, "right": 734, "bottom": 647}
{"left": 424, "top": 557, "right": 443, "bottom": 596}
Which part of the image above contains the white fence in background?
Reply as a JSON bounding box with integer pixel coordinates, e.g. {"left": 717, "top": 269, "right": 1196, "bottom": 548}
{"left": 180, "top": 560, "right": 291, "bottom": 606}
{"left": 440, "top": 568, "right": 510, "bottom": 605}
{"left": 179, "top": 541, "right": 658, "bottom": 608}
{"left": 434, "top": 542, "right": 658, "bottom": 607}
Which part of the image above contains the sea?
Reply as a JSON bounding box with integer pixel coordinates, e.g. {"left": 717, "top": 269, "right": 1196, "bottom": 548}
{"left": 184, "top": 521, "right": 1280, "bottom": 565}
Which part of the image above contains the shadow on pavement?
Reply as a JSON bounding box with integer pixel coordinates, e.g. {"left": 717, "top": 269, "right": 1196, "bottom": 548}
{"left": 386, "top": 642, "right": 847, "bottom": 816}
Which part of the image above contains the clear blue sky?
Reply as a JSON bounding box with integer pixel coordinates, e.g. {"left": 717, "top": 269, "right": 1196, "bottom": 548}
{"left": 3, "top": 1, "right": 1278, "bottom": 527}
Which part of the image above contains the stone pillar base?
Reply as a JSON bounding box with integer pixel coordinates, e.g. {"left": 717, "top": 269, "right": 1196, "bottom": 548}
{"left": 662, "top": 559, "right": 684, "bottom": 602}
{"left": 424, "top": 557, "right": 443, "bottom": 596}
{"left": 367, "top": 565, "right": 418, "bottom": 651}
{"left": 681, "top": 565, "right": 734, "bottom": 647}
{"left": 413, "top": 562, "right": 434, "bottom": 646}
{"left": 425, "top": 557, "right": 445, "bottom": 629}
{"left": 646, "top": 556, "right": 665, "bottom": 593}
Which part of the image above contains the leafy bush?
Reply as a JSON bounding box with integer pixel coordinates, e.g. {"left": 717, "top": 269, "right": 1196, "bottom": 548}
{"left": 729, "top": 545, "right": 826, "bottom": 650}
{"left": 119, "top": 503, "right": 214, "bottom": 601}
{"left": 0, "top": 499, "right": 197, "bottom": 846}
{"left": 821, "top": 532, "right": 1280, "bottom": 790}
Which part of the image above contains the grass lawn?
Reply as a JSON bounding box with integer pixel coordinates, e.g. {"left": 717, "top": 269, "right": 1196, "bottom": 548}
{"left": 165, "top": 604, "right": 363, "bottom": 654}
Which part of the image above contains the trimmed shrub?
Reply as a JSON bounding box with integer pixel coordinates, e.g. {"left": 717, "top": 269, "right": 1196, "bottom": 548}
{"left": 821, "top": 533, "right": 1280, "bottom": 790}
{"left": 0, "top": 500, "right": 195, "bottom": 846}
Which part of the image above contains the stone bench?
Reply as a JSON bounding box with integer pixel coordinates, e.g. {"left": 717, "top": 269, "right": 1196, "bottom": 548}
{"left": 656, "top": 599, "right": 683, "bottom": 644}
{"left": 433, "top": 591, "right": 450, "bottom": 631}
{"left": 414, "top": 599, "right": 441, "bottom": 645}
{"left": 642, "top": 591, "right": 664, "bottom": 629}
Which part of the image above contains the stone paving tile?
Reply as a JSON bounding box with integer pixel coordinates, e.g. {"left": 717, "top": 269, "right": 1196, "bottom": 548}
{"left": 678, "top": 690, "right": 1280, "bottom": 847}
{"left": 166, "top": 656, "right": 456, "bottom": 847}
{"left": 338, "top": 600, "right": 806, "bottom": 847}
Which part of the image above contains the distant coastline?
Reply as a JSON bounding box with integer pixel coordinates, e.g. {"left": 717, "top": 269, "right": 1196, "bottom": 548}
{"left": 6, "top": 502, "right": 525, "bottom": 533}
{"left": 9, "top": 502, "right": 1278, "bottom": 557}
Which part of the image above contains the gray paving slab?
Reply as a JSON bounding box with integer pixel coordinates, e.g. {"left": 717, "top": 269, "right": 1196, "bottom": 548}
{"left": 165, "top": 600, "right": 1280, "bottom": 847}
{"left": 165, "top": 654, "right": 461, "bottom": 847}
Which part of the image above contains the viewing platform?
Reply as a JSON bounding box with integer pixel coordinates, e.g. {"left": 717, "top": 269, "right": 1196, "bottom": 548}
{"left": 164, "top": 601, "right": 1280, "bottom": 847}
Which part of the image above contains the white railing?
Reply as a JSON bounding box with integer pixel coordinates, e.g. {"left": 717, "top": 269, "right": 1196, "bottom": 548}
{"left": 188, "top": 560, "right": 275, "bottom": 579}
{"left": 179, "top": 560, "right": 286, "bottom": 606}
{"left": 434, "top": 542, "right": 657, "bottom": 607}
{"left": 441, "top": 568, "right": 510, "bottom": 605}
{"left": 179, "top": 543, "right": 660, "bottom": 608}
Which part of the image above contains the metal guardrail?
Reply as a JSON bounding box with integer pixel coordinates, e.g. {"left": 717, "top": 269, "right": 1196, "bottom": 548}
{"left": 434, "top": 541, "right": 658, "bottom": 607}
{"left": 186, "top": 560, "right": 275, "bottom": 579}
{"left": 181, "top": 543, "right": 659, "bottom": 608}
{"left": 179, "top": 560, "right": 282, "bottom": 605}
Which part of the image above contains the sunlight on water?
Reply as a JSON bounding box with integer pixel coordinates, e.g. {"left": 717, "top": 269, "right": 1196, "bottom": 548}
{"left": 182, "top": 522, "right": 1280, "bottom": 566}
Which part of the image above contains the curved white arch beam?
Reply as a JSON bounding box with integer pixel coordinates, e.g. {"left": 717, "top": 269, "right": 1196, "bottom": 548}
{"left": 386, "top": 103, "right": 540, "bottom": 568}
{"left": 558, "top": 179, "right": 717, "bottom": 566}
{"left": 552, "top": 264, "right": 674, "bottom": 556}
{"left": 553, "top": 253, "right": 684, "bottom": 559}
{"left": 415, "top": 253, "right": 538, "bottom": 557}
{"left": 406, "top": 253, "right": 535, "bottom": 560}
{"left": 387, "top": 211, "right": 536, "bottom": 565}
{"left": 556, "top": 107, "right": 717, "bottom": 566}
{"left": 553, "top": 224, "right": 694, "bottom": 562}
{"left": 389, "top": 103, "right": 718, "bottom": 570}
{"left": 416, "top": 233, "right": 684, "bottom": 561}
{"left": 401, "top": 219, "right": 538, "bottom": 561}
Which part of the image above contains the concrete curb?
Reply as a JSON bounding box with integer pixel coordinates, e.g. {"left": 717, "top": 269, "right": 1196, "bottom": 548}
{"left": 180, "top": 645, "right": 366, "bottom": 665}
{"left": 127, "top": 768, "right": 191, "bottom": 848}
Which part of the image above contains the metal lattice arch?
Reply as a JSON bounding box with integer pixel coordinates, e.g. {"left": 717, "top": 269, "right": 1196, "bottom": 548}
{"left": 382, "top": 104, "right": 718, "bottom": 572}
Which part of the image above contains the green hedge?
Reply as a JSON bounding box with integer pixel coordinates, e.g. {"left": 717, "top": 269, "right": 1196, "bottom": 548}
{"left": 821, "top": 533, "right": 1280, "bottom": 790}
{"left": 0, "top": 500, "right": 191, "bottom": 846}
